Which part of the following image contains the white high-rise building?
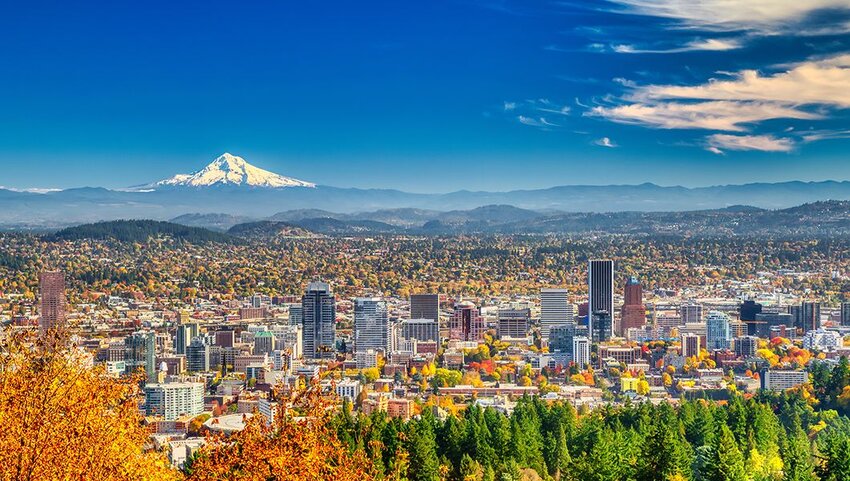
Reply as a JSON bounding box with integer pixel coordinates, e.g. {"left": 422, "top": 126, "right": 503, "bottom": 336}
{"left": 354, "top": 297, "right": 390, "bottom": 354}
{"left": 706, "top": 311, "right": 731, "bottom": 350}
{"left": 144, "top": 382, "right": 204, "bottom": 420}
{"left": 572, "top": 336, "right": 590, "bottom": 368}
{"left": 540, "top": 288, "right": 574, "bottom": 338}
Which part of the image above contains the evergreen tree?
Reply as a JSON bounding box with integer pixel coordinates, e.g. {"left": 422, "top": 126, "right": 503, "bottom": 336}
{"left": 782, "top": 426, "right": 815, "bottom": 481}
{"left": 459, "top": 454, "right": 483, "bottom": 481}
{"left": 709, "top": 425, "right": 747, "bottom": 481}
{"left": 408, "top": 418, "right": 441, "bottom": 481}
{"left": 817, "top": 432, "right": 850, "bottom": 481}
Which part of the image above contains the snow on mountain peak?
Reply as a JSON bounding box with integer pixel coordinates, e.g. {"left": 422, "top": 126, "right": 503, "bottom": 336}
{"left": 154, "top": 153, "right": 315, "bottom": 188}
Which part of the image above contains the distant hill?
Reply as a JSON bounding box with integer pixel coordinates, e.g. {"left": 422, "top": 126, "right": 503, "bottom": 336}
{"left": 226, "top": 221, "right": 316, "bottom": 239}
{"left": 48, "top": 220, "right": 237, "bottom": 244}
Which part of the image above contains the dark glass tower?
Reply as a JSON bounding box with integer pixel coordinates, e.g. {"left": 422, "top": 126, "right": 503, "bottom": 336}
{"left": 302, "top": 282, "right": 336, "bottom": 359}
{"left": 588, "top": 260, "right": 613, "bottom": 340}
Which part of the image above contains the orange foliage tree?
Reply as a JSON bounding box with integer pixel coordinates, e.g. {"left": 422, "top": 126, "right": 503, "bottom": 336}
{"left": 184, "top": 383, "right": 379, "bottom": 481}
{"left": 0, "top": 330, "right": 178, "bottom": 481}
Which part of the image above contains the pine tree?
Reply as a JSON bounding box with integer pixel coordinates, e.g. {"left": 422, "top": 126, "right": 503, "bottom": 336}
{"left": 817, "top": 433, "right": 850, "bottom": 481}
{"left": 459, "top": 454, "right": 483, "bottom": 481}
{"left": 408, "top": 418, "right": 441, "bottom": 481}
{"left": 782, "top": 426, "right": 815, "bottom": 481}
{"left": 710, "top": 425, "right": 747, "bottom": 481}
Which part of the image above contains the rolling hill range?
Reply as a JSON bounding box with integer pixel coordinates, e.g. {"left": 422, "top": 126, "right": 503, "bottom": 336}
{"left": 4, "top": 153, "right": 850, "bottom": 229}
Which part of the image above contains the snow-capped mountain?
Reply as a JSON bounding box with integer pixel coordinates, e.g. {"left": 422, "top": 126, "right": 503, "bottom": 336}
{"left": 152, "top": 153, "right": 315, "bottom": 188}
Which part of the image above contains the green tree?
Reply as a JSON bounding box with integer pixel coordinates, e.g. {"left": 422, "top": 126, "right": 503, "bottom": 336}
{"left": 710, "top": 425, "right": 747, "bottom": 481}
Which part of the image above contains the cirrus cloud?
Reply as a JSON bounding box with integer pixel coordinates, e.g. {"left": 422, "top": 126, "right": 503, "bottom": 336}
{"left": 706, "top": 134, "right": 795, "bottom": 153}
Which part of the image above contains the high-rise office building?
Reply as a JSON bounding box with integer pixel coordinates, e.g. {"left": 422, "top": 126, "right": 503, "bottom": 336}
{"left": 125, "top": 330, "right": 156, "bottom": 380}
{"left": 175, "top": 322, "right": 199, "bottom": 355}
{"left": 253, "top": 331, "right": 276, "bottom": 355}
{"left": 400, "top": 318, "right": 440, "bottom": 344}
{"left": 214, "top": 330, "right": 235, "bottom": 348}
{"left": 302, "top": 282, "right": 336, "bottom": 359}
{"left": 588, "top": 260, "right": 614, "bottom": 339}
{"left": 681, "top": 304, "right": 703, "bottom": 324}
{"left": 791, "top": 301, "right": 821, "bottom": 333}
{"left": 410, "top": 294, "right": 440, "bottom": 322}
{"left": 620, "top": 277, "right": 645, "bottom": 334}
{"left": 735, "top": 336, "right": 759, "bottom": 358}
{"left": 449, "top": 301, "right": 485, "bottom": 341}
{"left": 740, "top": 300, "right": 764, "bottom": 336}
{"left": 682, "top": 333, "right": 701, "bottom": 358}
{"left": 549, "top": 324, "right": 589, "bottom": 365}
{"left": 39, "top": 270, "right": 66, "bottom": 333}
{"left": 842, "top": 302, "right": 850, "bottom": 327}
{"left": 186, "top": 337, "right": 211, "bottom": 372}
{"left": 591, "top": 310, "right": 613, "bottom": 343}
{"left": 706, "top": 311, "right": 731, "bottom": 350}
{"left": 498, "top": 308, "right": 530, "bottom": 339}
{"left": 540, "top": 288, "right": 573, "bottom": 338}
{"left": 288, "top": 304, "right": 303, "bottom": 326}
{"left": 354, "top": 297, "right": 390, "bottom": 354}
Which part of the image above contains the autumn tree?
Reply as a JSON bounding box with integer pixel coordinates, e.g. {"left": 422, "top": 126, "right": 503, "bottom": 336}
{"left": 0, "top": 330, "right": 178, "bottom": 481}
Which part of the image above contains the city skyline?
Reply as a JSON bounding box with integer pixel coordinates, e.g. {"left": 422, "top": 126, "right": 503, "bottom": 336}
{"left": 2, "top": 1, "right": 850, "bottom": 192}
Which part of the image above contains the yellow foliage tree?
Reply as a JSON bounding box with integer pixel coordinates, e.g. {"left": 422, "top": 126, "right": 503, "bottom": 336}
{"left": 0, "top": 330, "right": 178, "bottom": 481}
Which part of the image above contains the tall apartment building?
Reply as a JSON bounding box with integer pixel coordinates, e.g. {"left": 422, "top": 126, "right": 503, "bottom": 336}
{"left": 681, "top": 333, "right": 701, "bottom": 358}
{"left": 572, "top": 336, "right": 590, "bottom": 368}
{"left": 706, "top": 311, "right": 731, "bottom": 350}
{"left": 302, "top": 282, "right": 336, "bottom": 359}
{"left": 144, "top": 382, "right": 204, "bottom": 420}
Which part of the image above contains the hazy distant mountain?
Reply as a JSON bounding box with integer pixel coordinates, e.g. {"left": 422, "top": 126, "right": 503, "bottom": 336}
{"left": 2, "top": 152, "right": 850, "bottom": 228}
{"left": 222, "top": 200, "right": 850, "bottom": 238}
{"left": 170, "top": 213, "right": 257, "bottom": 231}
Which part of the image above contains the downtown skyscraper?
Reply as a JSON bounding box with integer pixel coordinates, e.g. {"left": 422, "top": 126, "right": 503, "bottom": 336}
{"left": 302, "top": 282, "right": 336, "bottom": 359}
{"left": 354, "top": 297, "right": 390, "bottom": 354}
{"left": 540, "top": 288, "right": 573, "bottom": 339}
{"left": 588, "top": 260, "right": 614, "bottom": 341}
{"left": 620, "top": 276, "right": 646, "bottom": 334}
{"left": 39, "top": 270, "right": 66, "bottom": 334}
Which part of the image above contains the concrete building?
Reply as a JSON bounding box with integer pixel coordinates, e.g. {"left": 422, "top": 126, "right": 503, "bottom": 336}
{"left": 572, "top": 336, "right": 590, "bottom": 368}
{"left": 682, "top": 333, "right": 701, "bottom": 358}
{"left": 400, "top": 318, "right": 439, "bottom": 344}
{"left": 763, "top": 370, "right": 809, "bottom": 391}
{"left": 253, "top": 331, "right": 276, "bottom": 355}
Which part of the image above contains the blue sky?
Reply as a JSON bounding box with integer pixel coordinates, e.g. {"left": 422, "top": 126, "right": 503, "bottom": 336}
{"left": 1, "top": 0, "right": 849, "bottom": 192}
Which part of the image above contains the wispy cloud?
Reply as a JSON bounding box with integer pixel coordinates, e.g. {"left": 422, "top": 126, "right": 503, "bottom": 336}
{"left": 607, "top": 0, "right": 850, "bottom": 35}
{"left": 594, "top": 137, "right": 618, "bottom": 148}
{"left": 503, "top": 101, "right": 517, "bottom": 111}
{"left": 591, "top": 53, "right": 850, "bottom": 135}
{"left": 589, "top": 101, "right": 819, "bottom": 131}
{"left": 613, "top": 38, "right": 742, "bottom": 54}
{"left": 706, "top": 134, "right": 795, "bottom": 153}
{"left": 518, "top": 115, "right": 560, "bottom": 128}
